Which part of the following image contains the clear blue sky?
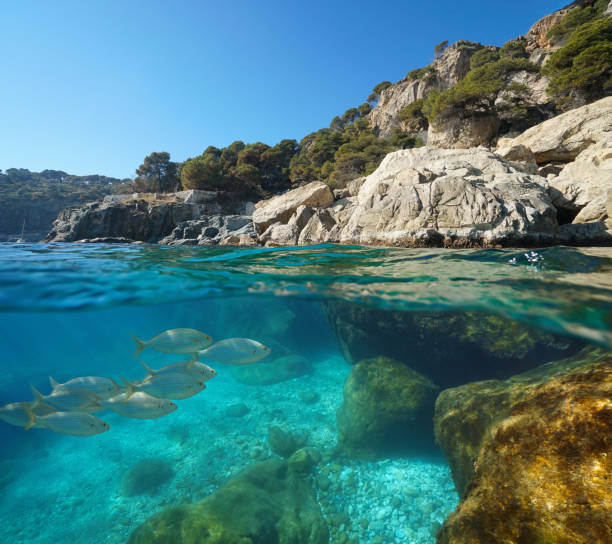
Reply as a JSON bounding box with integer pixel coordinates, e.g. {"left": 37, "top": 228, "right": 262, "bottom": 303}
{"left": 1, "top": 0, "right": 567, "bottom": 179}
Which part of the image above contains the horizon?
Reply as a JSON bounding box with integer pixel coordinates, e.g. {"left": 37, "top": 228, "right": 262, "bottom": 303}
{"left": 1, "top": 0, "right": 566, "bottom": 179}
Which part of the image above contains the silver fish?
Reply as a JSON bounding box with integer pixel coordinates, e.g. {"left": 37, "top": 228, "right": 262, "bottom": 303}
{"left": 31, "top": 385, "right": 100, "bottom": 412}
{"left": 130, "top": 373, "right": 206, "bottom": 400}
{"left": 130, "top": 328, "right": 213, "bottom": 358}
{"left": 22, "top": 403, "right": 110, "bottom": 436}
{"left": 140, "top": 357, "right": 217, "bottom": 382}
{"left": 100, "top": 390, "right": 177, "bottom": 420}
{"left": 49, "top": 376, "right": 121, "bottom": 400}
{"left": 198, "top": 338, "right": 270, "bottom": 365}
{"left": 0, "top": 400, "right": 56, "bottom": 428}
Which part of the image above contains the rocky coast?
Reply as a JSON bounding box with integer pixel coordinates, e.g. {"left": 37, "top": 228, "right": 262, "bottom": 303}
{"left": 44, "top": 97, "right": 612, "bottom": 248}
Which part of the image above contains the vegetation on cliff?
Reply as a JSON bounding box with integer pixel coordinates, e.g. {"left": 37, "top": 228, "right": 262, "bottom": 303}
{"left": 544, "top": 13, "right": 612, "bottom": 107}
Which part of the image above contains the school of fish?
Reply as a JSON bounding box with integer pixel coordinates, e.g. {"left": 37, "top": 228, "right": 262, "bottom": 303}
{"left": 0, "top": 329, "right": 270, "bottom": 436}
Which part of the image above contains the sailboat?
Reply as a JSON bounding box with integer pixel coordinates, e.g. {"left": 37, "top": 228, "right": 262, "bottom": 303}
{"left": 15, "top": 218, "right": 26, "bottom": 243}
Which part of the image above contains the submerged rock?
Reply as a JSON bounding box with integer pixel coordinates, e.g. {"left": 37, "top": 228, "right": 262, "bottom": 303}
{"left": 434, "top": 346, "right": 612, "bottom": 544}
{"left": 337, "top": 356, "right": 438, "bottom": 457}
{"left": 268, "top": 425, "right": 305, "bottom": 458}
{"left": 323, "top": 301, "right": 583, "bottom": 389}
{"left": 120, "top": 458, "right": 175, "bottom": 497}
{"left": 231, "top": 354, "right": 311, "bottom": 386}
{"left": 128, "top": 459, "right": 329, "bottom": 544}
{"left": 224, "top": 403, "right": 250, "bottom": 418}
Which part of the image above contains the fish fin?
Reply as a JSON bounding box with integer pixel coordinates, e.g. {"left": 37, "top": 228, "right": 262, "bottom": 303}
{"left": 49, "top": 376, "right": 61, "bottom": 390}
{"left": 21, "top": 402, "right": 37, "bottom": 430}
{"left": 119, "top": 376, "right": 135, "bottom": 398}
{"left": 186, "top": 353, "right": 198, "bottom": 369}
{"left": 30, "top": 385, "right": 44, "bottom": 404}
{"left": 130, "top": 333, "right": 145, "bottom": 359}
{"left": 109, "top": 377, "right": 121, "bottom": 390}
{"left": 140, "top": 360, "right": 156, "bottom": 376}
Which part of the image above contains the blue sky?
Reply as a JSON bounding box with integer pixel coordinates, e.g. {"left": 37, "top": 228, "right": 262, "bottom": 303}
{"left": 0, "top": 0, "right": 566, "bottom": 179}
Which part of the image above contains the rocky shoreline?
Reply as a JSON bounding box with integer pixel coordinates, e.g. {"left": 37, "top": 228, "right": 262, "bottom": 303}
{"left": 43, "top": 97, "right": 611, "bottom": 249}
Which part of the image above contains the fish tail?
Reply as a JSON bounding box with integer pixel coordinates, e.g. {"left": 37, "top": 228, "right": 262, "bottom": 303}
{"left": 186, "top": 353, "right": 198, "bottom": 369}
{"left": 21, "top": 402, "right": 37, "bottom": 430}
{"left": 49, "top": 376, "right": 60, "bottom": 390}
{"left": 139, "top": 360, "right": 156, "bottom": 376}
{"left": 119, "top": 376, "right": 135, "bottom": 397}
{"left": 109, "top": 377, "right": 121, "bottom": 390}
{"left": 130, "top": 333, "right": 145, "bottom": 358}
{"left": 30, "top": 385, "right": 44, "bottom": 404}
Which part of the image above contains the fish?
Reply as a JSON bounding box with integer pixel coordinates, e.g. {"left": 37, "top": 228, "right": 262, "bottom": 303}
{"left": 129, "top": 372, "right": 207, "bottom": 400}
{"left": 140, "top": 356, "right": 217, "bottom": 382}
{"left": 22, "top": 403, "right": 110, "bottom": 436}
{"left": 99, "top": 387, "right": 177, "bottom": 420}
{"left": 197, "top": 338, "right": 270, "bottom": 365}
{"left": 0, "top": 400, "right": 57, "bottom": 428}
{"left": 130, "top": 329, "right": 213, "bottom": 358}
{"left": 31, "top": 385, "right": 101, "bottom": 413}
{"left": 49, "top": 376, "right": 122, "bottom": 400}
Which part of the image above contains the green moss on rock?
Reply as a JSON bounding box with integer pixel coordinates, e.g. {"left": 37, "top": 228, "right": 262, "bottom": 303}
{"left": 337, "top": 356, "right": 438, "bottom": 458}
{"left": 128, "top": 459, "right": 329, "bottom": 544}
{"left": 434, "top": 346, "right": 612, "bottom": 544}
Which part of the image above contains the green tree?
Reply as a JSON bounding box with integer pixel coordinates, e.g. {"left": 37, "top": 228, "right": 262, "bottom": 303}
{"left": 434, "top": 40, "right": 449, "bottom": 57}
{"left": 544, "top": 16, "right": 612, "bottom": 106}
{"left": 367, "top": 81, "right": 392, "bottom": 102}
{"left": 134, "top": 151, "right": 179, "bottom": 193}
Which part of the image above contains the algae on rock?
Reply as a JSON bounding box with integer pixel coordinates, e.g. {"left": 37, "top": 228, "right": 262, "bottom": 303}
{"left": 434, "top": 346, "right": 612, "bottom": 544}
{"left": 337, "top": 356, "right": 438, "bottom": 458}
{"left": 128, "top": 459, "right": 329, "bottom": 544}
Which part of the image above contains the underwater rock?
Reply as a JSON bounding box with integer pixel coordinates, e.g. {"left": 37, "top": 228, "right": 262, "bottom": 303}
{"left": 224, "top": 402, "right": 250, "bottom": 418}
{"left": 231, "top": 354, "right": 311, "bottom": 386}
{"left": 434, "top": 346, "right": 612, "bottom": 544}
{"left": 323, "top": 301, "right": 584, "bottom": 388}
{"left": 120, "top": 459, "right": 175, "bottom": 497}
{"left": 288, "top": 448, "right": 321, "bottom": 474}
{"left": 337, "top": 356, "right": 438, "bottom": 458}
{"left": 298, "top": 390, "right": 320, "bottom": 404}
{"left": 268, "top": 425, "right": 305, "bottom": 458}
{"left": 128, "top": 458, "right": 329, "bottom": 544}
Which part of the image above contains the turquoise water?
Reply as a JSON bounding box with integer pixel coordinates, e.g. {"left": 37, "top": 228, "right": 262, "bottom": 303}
{"left": 0, "top": 243, "right": 611, "bottom": 543}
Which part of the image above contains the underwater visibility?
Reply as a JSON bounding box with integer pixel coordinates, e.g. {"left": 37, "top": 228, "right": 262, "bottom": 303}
{"left": 0, "top": 243, "right": 610, "bottom": 544}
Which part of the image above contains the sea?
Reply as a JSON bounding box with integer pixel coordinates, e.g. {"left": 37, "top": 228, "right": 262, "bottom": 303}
{"left": 0, "top": 242, "right": 610, "bottom": 544}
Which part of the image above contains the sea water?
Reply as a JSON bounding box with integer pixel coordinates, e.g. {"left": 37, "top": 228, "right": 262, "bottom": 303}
{"left": 0, "top": 243, "right": 610, "bottom": 544}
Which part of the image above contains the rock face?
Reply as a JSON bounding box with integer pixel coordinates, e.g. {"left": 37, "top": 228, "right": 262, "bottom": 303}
{"left": 159, "top": 215, "right": 256, "bottom": 246}
{"left": 434, "top": 346, "right": 612, "bottom": 544}
{"left": 128, "top": 459, "right": 329, "bottom": 544}
{"left": 368, "top": 42, "right": 487, "bottom": 138}
{"left": 337, "top": 147, "right": 558, "bottom": 247}
{"left": 252, "top": 182, "right": 334, "bottom": 234}
{"left": 323, "top": 301, "right": 584, "bottom": 389}
{"left": 45, "top": 190, "right": 253, "bottom": 243}
{"left": 336, "top": 356, "right": 438, "bottom": 458}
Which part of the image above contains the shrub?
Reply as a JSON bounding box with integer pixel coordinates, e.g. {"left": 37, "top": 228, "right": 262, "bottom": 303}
{"left": 398, "top": 99, "right": 429, "bottom": 130}
{"left": 547, "top": 0, "right": 608, "bottom": 42}
{"left": 544, "top": 16, "right": 612, "bottom": 105}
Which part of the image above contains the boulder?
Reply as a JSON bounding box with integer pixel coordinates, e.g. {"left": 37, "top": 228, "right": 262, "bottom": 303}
{"left": 259, "top": 222, "right": 299, "bottom": 246}
{"left": 499, "top": 96, "right": 612, "bottom": 164}
{"left": 120, "top": 459, "right": 175, "bottom": 497}
{"left": 323, "top": 301, "right": 584, "bottom": 389}
{"left": 160, "top": 215, "right": 256, "bottom": 246}
{"left": 337, "top": 356, "right": 438, "bottom": 458}
{"left": 337, "top": 147, "right": 559, "bottom": 247}
{"left": 297, "top": 209, "right": 337, "bottom": 245}
{"left": 268, "top": 426, "right": 305, "bottom": 458}
{"left": 128, "top": 459, "right": 329, "bottom": 544}
{"left": 434, "top": 346, "right": 612, "bottom": 544}
{"left": 230, "top": 355, "right": 311, "bottom": 386}
{"left": 252, "top": 182, "right": 334, "bottom": 234}
{"left": 548, "top": 138, "right": 612, "bottom": 225}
